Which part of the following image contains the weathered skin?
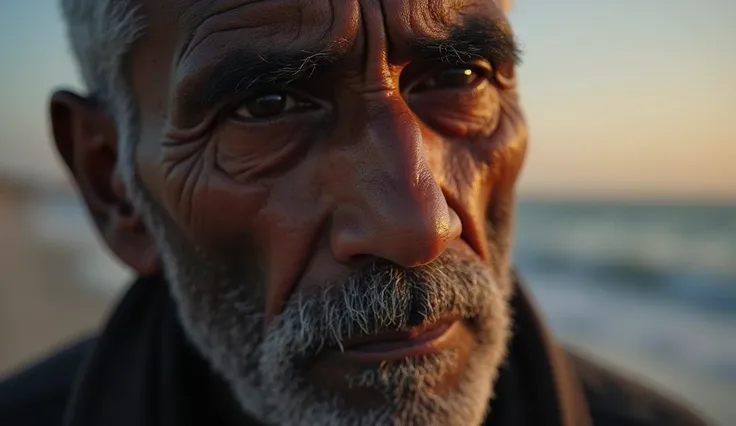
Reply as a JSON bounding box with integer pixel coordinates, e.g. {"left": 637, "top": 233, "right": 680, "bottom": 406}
{"left": 127, "top": 0, "right": 525, "bottom": 321}
{"left": 50, "top": 0, "right": 526, "bottom": 422}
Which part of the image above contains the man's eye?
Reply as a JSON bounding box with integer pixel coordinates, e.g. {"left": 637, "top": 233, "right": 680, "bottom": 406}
{"left": 232, "top": 92, "right": 311, "bottom": 120}
{"left": 415, "top": 67, "right": 487, "bottom": 91}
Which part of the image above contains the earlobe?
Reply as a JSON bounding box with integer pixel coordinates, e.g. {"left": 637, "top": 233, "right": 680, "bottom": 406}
{"left": 49, "top": 90, "right": 161, "bottom": 276}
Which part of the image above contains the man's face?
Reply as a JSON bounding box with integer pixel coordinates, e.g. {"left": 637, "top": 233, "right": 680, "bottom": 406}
{"left": 124, "top": 0, "right": 527, "bottom": 424}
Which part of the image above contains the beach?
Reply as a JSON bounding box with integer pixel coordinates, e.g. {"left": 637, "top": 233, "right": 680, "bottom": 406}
{"left": 0, "top": 186, "right": 121, "bottom": 373}
{"left": 0, "top": 187, "right": 733, "bottom": 424}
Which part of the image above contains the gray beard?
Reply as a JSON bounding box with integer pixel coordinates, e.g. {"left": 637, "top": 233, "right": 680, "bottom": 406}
{"left": 142, "top": 203, "right": 512, "bottom": 426}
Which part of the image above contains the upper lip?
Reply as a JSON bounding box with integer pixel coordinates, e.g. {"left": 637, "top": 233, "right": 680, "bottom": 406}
{"left": 338, "top": 317, "right": 459, "bottom": 350}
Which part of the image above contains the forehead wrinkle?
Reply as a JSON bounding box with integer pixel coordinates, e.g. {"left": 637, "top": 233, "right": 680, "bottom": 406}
{"left": 175, "top": 0, "right": 353, "bottom": 66}
{"left": 172, "top": 0, "right": 358, "bottom": 91}
{"left": 178, "top": 0, "right": 290, "bottom": 62}
{"left": 356, "top": 0, "right": 391, "bottom": 81}
{"left": 394, "top": 0, "right": 507, "bottom": 41}
{"left": 378, "top": 0, "right": 509, "bottom": 66}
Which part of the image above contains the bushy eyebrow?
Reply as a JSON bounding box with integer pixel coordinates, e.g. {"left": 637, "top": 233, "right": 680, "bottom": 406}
{"left": 177, "top": 41, "right": 350, "bottom": 118}
{"left": 412, "top": 17, "right": 522, "bottom": 68}
{"left": 176, "top": 17, "right": 521, "bottom": 118}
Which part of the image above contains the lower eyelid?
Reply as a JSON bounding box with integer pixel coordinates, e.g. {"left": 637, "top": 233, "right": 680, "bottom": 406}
{"left": 227, "top": 105, "right": 326, "bottom": 126}
{"left": 424, "top": 77, "right": 490, "bottom": 95}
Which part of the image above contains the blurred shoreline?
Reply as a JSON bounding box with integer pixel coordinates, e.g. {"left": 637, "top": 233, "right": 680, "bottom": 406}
{"left": 1, "top": 178, "right": 734, "bottom": 424}
{"left": 0, "top": 181, "right": 122, "bottom": 374}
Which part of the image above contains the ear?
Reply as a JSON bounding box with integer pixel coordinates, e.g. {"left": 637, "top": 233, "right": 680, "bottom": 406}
{"left": 49, "top": 90, "right": 161, "bottom": 277}
{"left": 497, "top": 0, "right": 513, "bottom": 12}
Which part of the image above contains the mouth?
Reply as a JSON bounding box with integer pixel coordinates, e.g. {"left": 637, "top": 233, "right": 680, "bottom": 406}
{"left": 334, "top": 318, "right": 462, "bottom": 363}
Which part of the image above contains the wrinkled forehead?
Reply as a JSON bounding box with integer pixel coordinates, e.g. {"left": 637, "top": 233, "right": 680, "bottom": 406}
{"left": 141, "top": 0, "right": 511, "bottom": 58}
{"left": 128, "top": 0, "right": 514, "bottom": 123}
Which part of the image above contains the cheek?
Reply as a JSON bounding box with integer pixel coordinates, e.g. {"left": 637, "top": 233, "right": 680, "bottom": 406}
{"left": 409, "top": 83, "right": 501, "bottom": 140}
{"left": 215, "top": 120, "right": 316, "bottom": 182}
{"left": 255, "top": 185, "right": 326, "bottom": 327}
{"left": 428, "top": 92, "right": 526, "bottom": 213}
{"left": 438, "top": 146, "right": 491, "bottom": 241}
{"left": 157, "top": 133, "right": 327, "bottom": 326}
{"left": 427, "top": 93, "right": 527, "bottom": 259}
{"left": 475, "top": 94, "right": 528, "bottom": 256}
{"left": 156, "top": 134, "right": 264, "bottom": 242}
{"left": 155, "top": 118, "right": 312, "bottom": 244}
{"left": 472, "top": 92, "right": 528, "bottom": 194}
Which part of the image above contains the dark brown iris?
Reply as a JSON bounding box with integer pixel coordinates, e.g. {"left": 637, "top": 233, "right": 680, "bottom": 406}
{"left": 412, "top": 67, "right": 485, "bottom": 92}
{"left": 434, "top": 68, "right": 480, "bottom": 88}
{"left": 244, "top": 93, "right": 288, "bottom": 118}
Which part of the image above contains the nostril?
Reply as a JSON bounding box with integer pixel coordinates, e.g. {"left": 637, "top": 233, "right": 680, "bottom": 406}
{"left": 447, "top": 208, "right": 463, "bottom": 239}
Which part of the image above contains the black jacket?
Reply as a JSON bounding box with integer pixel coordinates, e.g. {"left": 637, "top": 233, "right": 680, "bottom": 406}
{"left": 0, "top": 276, "right": 711, "bottom": 426}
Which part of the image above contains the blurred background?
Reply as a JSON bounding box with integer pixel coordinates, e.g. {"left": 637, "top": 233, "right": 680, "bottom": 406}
{"left": 0, "top": 0, "right": 734, "bottom": 424}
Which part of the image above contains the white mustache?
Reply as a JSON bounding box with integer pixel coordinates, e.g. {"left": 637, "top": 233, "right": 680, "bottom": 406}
{"left": 265, "top": 251, "right": 498, "bottom": 363}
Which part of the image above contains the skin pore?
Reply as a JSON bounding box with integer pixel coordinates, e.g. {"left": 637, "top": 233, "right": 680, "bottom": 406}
{"left": 50, "top": 0, "right": 528, "bottom": 425}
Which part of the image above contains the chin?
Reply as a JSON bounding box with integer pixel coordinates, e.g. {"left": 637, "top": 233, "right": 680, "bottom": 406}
{"left": 236, "top": 316, "right": 508, "bottom": 426}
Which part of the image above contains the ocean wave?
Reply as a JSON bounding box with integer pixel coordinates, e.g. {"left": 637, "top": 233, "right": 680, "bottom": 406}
{"left": 523, "top": 274, "right": 736, "bottom": 384}
{"left": 516, "top": 228, "right": 736, "bottom": 278}
{"left": 516, "top": 248, "right": 736, "bottom": 313}
{"left": 514, "top": 201, "right": 736, "bottom": 313}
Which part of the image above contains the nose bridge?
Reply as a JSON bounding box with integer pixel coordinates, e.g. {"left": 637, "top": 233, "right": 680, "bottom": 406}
{"left": 364, "top": 95, "right": 427, "bottom": 190}
{"left": 330, "top": 94, "right": 462, "bottom": 267}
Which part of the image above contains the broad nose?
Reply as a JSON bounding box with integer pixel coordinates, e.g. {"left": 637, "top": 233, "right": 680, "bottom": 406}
{"left": 330, "top": 96, "right": 462, "bottom": 268}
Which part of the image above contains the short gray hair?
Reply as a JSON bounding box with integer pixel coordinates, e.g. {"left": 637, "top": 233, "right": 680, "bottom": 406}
{"left": 60, "top": 0, "right": 145, "bottom": 196}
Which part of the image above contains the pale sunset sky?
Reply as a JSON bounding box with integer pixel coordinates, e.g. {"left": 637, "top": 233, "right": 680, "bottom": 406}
{"left": 0, "top": 1, "right": 733, "bottom": 200}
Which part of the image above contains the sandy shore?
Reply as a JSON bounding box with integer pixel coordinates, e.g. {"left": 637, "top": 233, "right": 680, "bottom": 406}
{"left": 0, "top": 187, "right": 732, "bottom": 424}
{"left": 0, "top": 189, "right": 122, "bottom": 374}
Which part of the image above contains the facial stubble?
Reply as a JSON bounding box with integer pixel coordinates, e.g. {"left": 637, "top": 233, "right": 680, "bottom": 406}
{"left": 140, "top": 198, "right": 512, "bottom": 426}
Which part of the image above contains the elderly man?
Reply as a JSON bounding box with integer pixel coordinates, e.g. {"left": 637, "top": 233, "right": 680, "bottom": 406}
{"left": 0, "top": 0, "right": 710, "bottom": 425}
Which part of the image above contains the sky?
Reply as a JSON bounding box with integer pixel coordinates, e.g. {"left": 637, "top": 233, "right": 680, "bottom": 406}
{"left": 0, "top": 0, "right": 734, "bottom": 200}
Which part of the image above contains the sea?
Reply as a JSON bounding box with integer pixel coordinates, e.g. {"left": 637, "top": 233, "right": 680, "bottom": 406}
{"left": 25, "top": 194, "right": 736, "bottom": 422}
{"left": 513, "top": 200, "right": 736, "bottom": 383}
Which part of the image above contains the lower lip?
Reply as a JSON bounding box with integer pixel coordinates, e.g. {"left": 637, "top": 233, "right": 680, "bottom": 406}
{"left": 337, "top": 320, "right": 460, "bottom": 363}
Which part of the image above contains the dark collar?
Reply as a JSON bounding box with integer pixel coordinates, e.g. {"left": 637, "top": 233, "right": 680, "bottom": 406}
{"left": 63, "top": 275, "right": 592, "bottom": 426}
